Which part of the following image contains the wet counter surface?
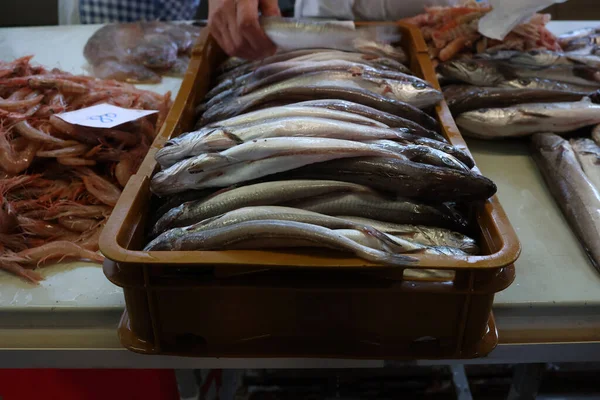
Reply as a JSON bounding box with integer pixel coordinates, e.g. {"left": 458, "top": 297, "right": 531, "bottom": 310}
{"left": 0, "top": 21, "right": 599, "bottom": 367}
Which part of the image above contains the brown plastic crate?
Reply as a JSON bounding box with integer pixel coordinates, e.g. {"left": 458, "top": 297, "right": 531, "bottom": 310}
{"left": 100, "top": 23, "right": 520, "bottom": 359}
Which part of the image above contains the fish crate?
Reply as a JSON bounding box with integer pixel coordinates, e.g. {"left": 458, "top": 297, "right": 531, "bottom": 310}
{"left": 100, "top": 23, "right": 520, "bottom": 359}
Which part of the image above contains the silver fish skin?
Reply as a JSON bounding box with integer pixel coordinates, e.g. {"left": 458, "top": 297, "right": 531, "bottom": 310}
{"left": 291, "top": 99, "right": 444, "bottom": 140}
{"left": 172, "top": 219, "right": 417, "bottom": 266}
{"left": 456, "top": 98, "right": 600, "bottom": 139}
{"left": 193, "top": 104, "right": 388, "bottom": 134}
{"left": 438, "top": 59, "right": 506, "bottom": 86}
{"left": 440, "top": 59, "right": 600, "bottom": 88}
{"left": 260, "top": 17, "right": 405, "bottom": 61}
{"left": 498, "top": 77, "right": 597, "bottom": 93}
{"left": 206, "top": 69, "right": 442, "bottom": 113}
{"left": 236, "top": 60, "right": 426, "bottom": 98}
{"left": 339, "top": 216, "right": 479, "bottom": 254}
{"left": 146, "top": 206, "right": 409, "bottom": 251}
{"left": 508, "top": 50, "right": 574, "bottom": 67}
{"left": 532, "top": 133, "right": 600, "bottom": 272}
{"left": 571, "top": 138, "right": 600, "bottom": 192}
{"left": 151, "top": 180, "right": 374, "bottom": 235}
{"left": 335, "top": 229, "right": 424, "bottom": 253}
{"left": 558, "top": 28, "right": 598, "bottom": 47}
{"left": 199, "top": 71, "right": 440, "bottom": 125}
{"left": 289, "top": 191, "right": 461, "bottom": 229}
{"left": 159, "top": 118, "right": 426, "bottom": 168}
{"left": 150, "top": 137, "right": 406, "bottom": 195}
{"left": 216, "top": 49, "right": 333, "bottom": 79}
{"left": 366, "top": 139, "right": 469, "bottom": 171}
{"left": 216, "top": 50, "right": 410, "bottom": 84}
{"left": 208, "top": 56, "right": 413, "bottom": 99}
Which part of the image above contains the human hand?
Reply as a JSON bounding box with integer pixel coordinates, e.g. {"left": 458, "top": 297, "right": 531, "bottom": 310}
{"left": 208, "top": 0, "right": 280, "bottom": 60}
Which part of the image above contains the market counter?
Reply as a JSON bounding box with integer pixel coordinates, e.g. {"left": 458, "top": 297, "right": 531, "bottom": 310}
{"left": 0, "top": 21, "right": 599, "bottom": 368}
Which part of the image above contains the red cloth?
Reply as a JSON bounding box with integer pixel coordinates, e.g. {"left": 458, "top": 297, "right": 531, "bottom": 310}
{"left": 0, "top": 369, "right": 179, "bottom": 400}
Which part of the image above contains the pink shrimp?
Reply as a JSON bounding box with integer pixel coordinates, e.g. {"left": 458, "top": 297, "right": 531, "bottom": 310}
{"left": 77, "top": 222, "right": 104, "bottom": 251}
{"left": 57, "top": 157, "right": 96, "bottom": 166}
{"left": 0, "top": 259, "right": 43, "bottom": 283}
{"left": 76, "top": 168, "right": 121, "bottom": 206}
{"left": 43, "top": 202, "right": 111, "bottom": 219}
{"left": 17, "top": 241, "right": 104, "bottom": 266}
{"left": 16, "top": 215, "right": 75, "bottom": 238}
{"left": 0, "top": 75, "right": 89, "bottom": 95}
{"left": 58, "top": 216, "right": 100, "bottom": 233}
{"left": 14, "top": 120, "right": 78, "bottom": 147}
{"left": 0, "top": 94, "right": 44, "bottom": 110}
{"left": 0, "top": 129, "right": 38, "bottom": 175}
{"left": 36, "top": 143, "right": 89, "bottom": 158}
{"left": 7, "top": 87, "right": 33, "bottom": 101}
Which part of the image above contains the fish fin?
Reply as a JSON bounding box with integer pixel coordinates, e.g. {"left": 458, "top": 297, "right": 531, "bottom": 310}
{"left": 222, "top": 130, "right": 244, "bottom": 145}
{"left": 187, "top": 154, "right": 230, "bottom": 174}
{"left": 519, "top": 110, "right": 552, "bottom": 118}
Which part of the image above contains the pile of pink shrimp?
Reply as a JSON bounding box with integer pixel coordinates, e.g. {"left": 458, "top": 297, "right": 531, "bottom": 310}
{"left": 0, "top": 55, "right": 172, "bottom": 283}
{"left": 403, "top": 1, "right": 561, "bottom": 66}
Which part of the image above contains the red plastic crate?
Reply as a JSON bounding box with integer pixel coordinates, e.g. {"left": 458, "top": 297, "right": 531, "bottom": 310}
{"left": 0, "top": 369, "right": 179, "bottom": 400}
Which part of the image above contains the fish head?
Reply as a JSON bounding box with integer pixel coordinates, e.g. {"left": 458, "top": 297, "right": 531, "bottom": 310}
{"left": 438, "top": 60, "right": 502, "bottom": 86}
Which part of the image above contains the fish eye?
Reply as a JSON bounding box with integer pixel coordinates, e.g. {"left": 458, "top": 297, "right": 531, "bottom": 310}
{"left": 412, "top": 82, "right": 428, "bottom": 89}
{"left": 518, "top": 78, "right": 531, "bottom": 85}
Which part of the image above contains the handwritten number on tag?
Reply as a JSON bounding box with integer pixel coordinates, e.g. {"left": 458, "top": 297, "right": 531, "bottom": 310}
{"left": 88, "top": 112, "right": 117, "bottom": 124}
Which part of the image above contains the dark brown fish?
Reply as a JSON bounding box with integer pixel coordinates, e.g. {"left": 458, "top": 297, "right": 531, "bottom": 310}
{"left": 260, "top": 156, "right": 495, "bottom": 202}
{"left": 444, "top": 85, "right": 592, "bottom": 114}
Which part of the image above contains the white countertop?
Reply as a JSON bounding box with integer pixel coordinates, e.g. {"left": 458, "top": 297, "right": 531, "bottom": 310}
{"left": 0, "top": 21, "right": 599, "bottom": 366}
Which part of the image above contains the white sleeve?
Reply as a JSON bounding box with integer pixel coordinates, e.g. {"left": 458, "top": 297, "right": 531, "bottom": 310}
{"left": 294, "top": 0, "right": 356, "bottom": 20}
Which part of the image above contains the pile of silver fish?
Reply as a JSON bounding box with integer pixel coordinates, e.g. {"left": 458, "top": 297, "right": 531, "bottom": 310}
{"left": 532, "top": 131, "right": 600, "bottom": 272}
{"left": 438, "top": 28, "right": 600, "bottom": 139}
{"left": 147, "top": 27, "right": 498, "bottom": 268}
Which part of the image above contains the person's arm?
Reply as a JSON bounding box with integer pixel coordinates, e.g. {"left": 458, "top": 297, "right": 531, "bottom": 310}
{"left": 208, "top": 0, "right": 280, "bottom": 60}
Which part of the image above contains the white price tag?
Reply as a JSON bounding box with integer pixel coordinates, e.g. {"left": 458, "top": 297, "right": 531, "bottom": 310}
{"left": 56, "top": 103, "right": 158, "bottom": 129}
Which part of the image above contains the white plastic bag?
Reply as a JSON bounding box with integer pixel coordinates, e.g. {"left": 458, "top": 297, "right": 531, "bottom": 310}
{"left": 478, "top": 0, "right": 567, "bottom": 40}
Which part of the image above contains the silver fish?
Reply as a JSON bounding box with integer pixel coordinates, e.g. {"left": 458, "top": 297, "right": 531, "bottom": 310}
{"left": 209, "top": 56, "right": 413, "bottom": 98}
{"left": 335, "top": 229, "right": 423, "bottom": 253}
{"left": 438, "top": 59, "right": 505, "bottom": 86}
{"left": 147, "top": 205, "right": 408, "bottom": 251}
{"left": 366, "top": 139, "right": 469, "bottom": 171}
{"left": 289, "top": 191, "right": 462, "bottom": 229}
{"left": 260, "top": 17, "right": 405, "bottom": 61}
{"left": 558, "top": 28, "right": 599, "bottom": 47}
{"left": 232, "top": 60, "right": 423, "bottom": 99}
{"left": 199, "top": 70, "right": 440, "bottom": 125}
{"left": 151, "top": 180, "right": 374, "bottom": 235}
{"left": 216, "top": 50, "right": 409, "bottom": 84}
{"left": 193, "top": 104, "right": 388, "bottom": 135}
{"left": 456, "top": 98, "right": 600, "bottom": 139}
{"left": 291, "top": 99, "right": 444, "bottom": 140}
{"left": 171, "top": 219, "right": 417, "bottom": 266}
{"left": 508, "top": 50, "right": 574, "bottom": 67}
{"left": 339, "top": 216, "right": 479, "bottom": 254}
{"left": 532, "top": 133, "right": 600, "bottom": 272}
{"left": 571, "top": 138, "right": 600, "bottom": 191}
{"left": 160, "top": 118, "right": 428, "bottom": 168}
{"left": 440, "top": 59, "right": 600, "bottom": 88}
{"left": 205, "top": 69, "right": 441, "bottom": 114}
{"left": 151, "top": 137, "right": 405, "bottom": 195}
{"left": 498, "top": 77, "right": 597, "bottom": 93}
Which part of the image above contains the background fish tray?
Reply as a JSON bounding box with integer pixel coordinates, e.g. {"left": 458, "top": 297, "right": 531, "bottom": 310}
{"left": 100, "top": 23, "right": 521, "bottom": 359}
